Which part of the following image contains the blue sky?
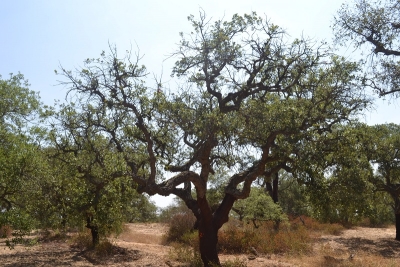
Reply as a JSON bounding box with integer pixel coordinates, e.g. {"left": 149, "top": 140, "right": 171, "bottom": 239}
{"left": 2, "top": 0, "right": 399, "bottom": 207}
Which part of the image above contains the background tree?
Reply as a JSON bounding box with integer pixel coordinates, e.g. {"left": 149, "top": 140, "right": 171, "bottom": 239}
{"left": 360, "top": 123, "right": 400, "bottom": 240}
{"left": 333, "top": 0, "right": 400, "bottom": 96}
{"left": 0, "top": 73, "right": 44, "bottom": 241}
{"left": 295, "top": 124, "right": 374, "bottom": 225}
{"left": 47, "top": 103, "right": 157, "bottom": 246}
{"left": 57, "top": 12, "right": 368, "bottom": 266}
{"left": 233, "top": 187, "right": 288, "bottom": 229}
{"left": 277, "top": 172, "right": 311, "bottom": 218}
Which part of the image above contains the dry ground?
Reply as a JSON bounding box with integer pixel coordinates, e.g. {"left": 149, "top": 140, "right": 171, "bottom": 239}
{"left": 1, "top": 223, "right": 400, "bottom": 267}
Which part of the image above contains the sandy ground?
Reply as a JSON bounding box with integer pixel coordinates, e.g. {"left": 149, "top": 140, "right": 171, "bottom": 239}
{"left": 1, "top": 223, "right": 400, "bottom": 266}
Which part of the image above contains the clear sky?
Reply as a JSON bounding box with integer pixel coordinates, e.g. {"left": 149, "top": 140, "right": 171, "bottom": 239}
{"left": 2, "top": 0, "right": 399, "bottom": 207}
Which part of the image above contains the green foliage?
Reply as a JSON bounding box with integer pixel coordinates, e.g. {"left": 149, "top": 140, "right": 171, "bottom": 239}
{"left": 233, "top": 187, "right": 288, "bottom": 227}
{"left": 363, "top": 192, "right": 394, "bottom": 226}
{"left": 123, "top": 194, "right": 158, "bottom": 223}
{"left": 0, "top": 73, "right": 41, "bottom": 130}
{"left": 333, "top": 0, "right": 400, "bottom": 96}
{"left": 54, "top": 11, "right": 369, "bottom": 265}
{"left": 0, "top": 208, "right": 39, "bottom": 249}
{"left": 278, "top": 173, "right": 311, "bottom": 217}
{"left": 0, "top": 73, "right": 45, "bottom": 246}
{"left": 360, "top": 124, "right": 400, "bottom": 218}
{"left": 290, "top": 124, "right": 375, "bottom": 225}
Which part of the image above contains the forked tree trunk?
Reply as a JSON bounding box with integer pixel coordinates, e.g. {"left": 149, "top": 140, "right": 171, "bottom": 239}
{"left": 396, "top": 213, "right": 400, "bottom": 241}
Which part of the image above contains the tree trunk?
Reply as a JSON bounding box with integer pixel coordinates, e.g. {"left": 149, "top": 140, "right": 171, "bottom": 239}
{"left": 86, "top": 217, "right": 99, "bottom": 247}
{"left": 90, "top": 226, "right": 99, "bottom": 247}
{"left": 198, "top": 220, "right": 220, "bottom": 267}
{"left": 266, "top": 182, "right": 273, "bottom": 198}
{"left": 195, "top": 194, "right": 236, "bottom": 266}
{"left": 396, "top": 213, "right": 400, "bottom": 241}
{"left": 265, "top": 172, "right": 278, "bottom": 203}
{"left": 272, "top": 172, "right": 279, "bottom": 203}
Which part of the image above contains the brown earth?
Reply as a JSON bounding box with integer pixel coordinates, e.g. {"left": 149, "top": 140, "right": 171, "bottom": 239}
{"left": 1, "top": 223, "right": 400, "bottom": 267}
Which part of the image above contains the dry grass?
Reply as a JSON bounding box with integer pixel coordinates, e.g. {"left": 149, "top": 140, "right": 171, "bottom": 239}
{"left": 1, "top": 222, "right": 400, "bottom": 266}
{"left": 218, "top": 220, "right": 312, "bottom": 255}
{"left": 286, "top": 248, "right": 400, "bottom": 267}
{"left": 290, "top": 216, "right": 345, "bottom": 235}
{"left": 0, "top": 225, "right": 13, "bottom": 238}
{"left": 119, "top": 228, "right": 164, "bottom": 244}
{"left": 116, "top": 223, "right": 168, "bottom": 244}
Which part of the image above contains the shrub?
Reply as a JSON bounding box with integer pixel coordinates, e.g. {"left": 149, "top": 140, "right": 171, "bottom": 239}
{"left": 290, "top": 215, "right": 345, "bottom": 235}
{"left": 94, "top": 239, "right": 114, "bottom": 256}
{"left": 218, "top": 220, "right": 312, "bottom": 255}
{"left": 163, "top": 212, "right": 196, "bottom": 244}
{"left": 0, "top": 225, "right": 12, "bottom": 238}
{"left": 168, "top": 243, "right": 203, "bottom": 267}
{"left": 169, "top": 243, "right": 247, "bottom": 267}
{"left": 70, "top": 230, "right": 93, "bottom": 250}
{"left": 218, "top": 224, "right": 257, "bottom": 253}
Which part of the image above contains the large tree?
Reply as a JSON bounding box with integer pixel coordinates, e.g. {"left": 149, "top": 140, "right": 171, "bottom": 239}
{"left": 58, "top": 12, "right": 367, "bottom": 266}
{"left": 333, "top": 0, "right": 400, "bottom": 97}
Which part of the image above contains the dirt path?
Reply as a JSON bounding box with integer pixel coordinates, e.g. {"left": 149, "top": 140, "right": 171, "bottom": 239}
{"left": 1, "top": 224, "right": 400, "bottom": 266}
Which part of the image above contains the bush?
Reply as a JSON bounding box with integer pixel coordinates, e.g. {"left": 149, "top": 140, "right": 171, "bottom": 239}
{"left": 94, "top": 240, "right": 114, "bottom": 256}
{"left": 164, "top": 212, "right": 196, "bottom": 244}
{"left": 290, "top": 215, "right": 345, "bottom": 235}
{"left": 218, "top": 220, "right": 312, "bottom": 255}
{"left": 0, "top": 225, "right": 12, "bottom": 238}
{"left": 169, "top": 242, "right": 247, "bottom": 267}
{"left": 218, "top": 224, "right": 257, "bottom": 253}
{"left": 168, "top": 243, "right": 203, "bottom": 267}
{"left": 70, "top": 230, "right": 93, "bottom": 250}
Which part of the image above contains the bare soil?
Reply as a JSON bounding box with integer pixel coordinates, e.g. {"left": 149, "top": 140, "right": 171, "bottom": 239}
{"left": 1, "top": 224, "right": 400, "bottom": 267}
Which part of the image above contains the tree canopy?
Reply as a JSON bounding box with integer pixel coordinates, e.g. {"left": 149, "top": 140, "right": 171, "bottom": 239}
{"left": 333, "top": 0, "right": 400, "bottom": 97}
{"left": 56, "top": 11, "right": 369, "bottom": 266}
{"left": 0, "top": 74, "right": 44, "bottom": 242}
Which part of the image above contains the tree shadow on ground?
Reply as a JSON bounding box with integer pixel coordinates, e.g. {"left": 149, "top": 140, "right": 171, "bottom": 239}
{"left": 333, "top": 237, "right": 400, "bottom": 258}
{"left": 0, "top": 242, "right": 141, "bottom": 267}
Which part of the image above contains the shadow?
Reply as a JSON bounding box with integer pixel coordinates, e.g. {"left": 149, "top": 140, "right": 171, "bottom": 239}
{"left": 333, "top": 237, "right": 400, "bottom": 258}
{"left": 1, "top": 244, "right": 141, "bottom": 266}
{"left": 2, "top": 249, "right": 76, "bottom": 267}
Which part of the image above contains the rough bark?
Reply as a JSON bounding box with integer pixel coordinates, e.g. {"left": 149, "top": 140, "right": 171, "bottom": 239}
{"left": 86, "top": 217, "right": 99, "bottom": 247}
{"left": 272, "top": 172, "right": 279, "bottom": 203}
{"left": 396, "top": 213, "right": 400, "bottom": 241}
{"left": 198, "top": 221, "right": 220, "bottom": 267}
{"left": 265, "top": 172, "right": 278, "bottom": 203}
{"left": 195, "top": 194, "right": 236, "bottom": 266}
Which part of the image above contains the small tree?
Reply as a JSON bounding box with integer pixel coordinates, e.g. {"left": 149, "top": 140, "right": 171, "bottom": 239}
{"left": 233, "top": 187, "right": 287, "bottom": 229}
{"left": 47, "top": 108, "right": 154, "bottom": 247}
